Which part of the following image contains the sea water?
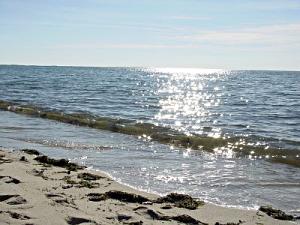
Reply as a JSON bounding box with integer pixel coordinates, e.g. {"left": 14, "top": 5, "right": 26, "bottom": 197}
{"left": 0, "top": 65, "right": 299, "bottom": 214}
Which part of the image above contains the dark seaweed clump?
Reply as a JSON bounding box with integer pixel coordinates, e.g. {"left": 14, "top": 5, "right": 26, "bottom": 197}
{"left": 77, "top": 172, "right": 105, "bottom": 181}
{"left": 86, "top": 193, "right": 107, "bottom": 202}
{"left": 90, "top": 191, "right": 204, "bottom": 210}
{"left": 87, "top": 191, "right": 150, "bottom": 203}
{"left": 21, "top": 149, "right": 41, "bottom": 155}
{"left": 104, "top": 190, "right": 150, "bottom": 203}
{"left": 259, "top": 206, "right": 295, "bottom": 221}
{"left": 145, "top": 209, "right": 208, "bottom": 224}
{"left": 156, "top": 193, "right": 204, "bottom": 210}
{"left": 66, "top": 216, "right": 96, "bottom": 225}
{"left": 215, "top": 221, "right": 243, "bottom": 225}
{"left": 34, "top": 155, "right": 85, "bottom": 171}
{"left": 172, "top": 214, "right": 207, "bottom": 225}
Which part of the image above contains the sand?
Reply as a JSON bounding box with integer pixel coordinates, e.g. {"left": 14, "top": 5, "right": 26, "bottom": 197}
{"left": 0, "top": 149, "right": 296, "bottom": 225}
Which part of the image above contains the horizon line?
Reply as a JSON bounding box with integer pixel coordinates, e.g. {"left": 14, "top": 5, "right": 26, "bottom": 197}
{"left": 0, "top": 63, "right": 299, "bottom": 72}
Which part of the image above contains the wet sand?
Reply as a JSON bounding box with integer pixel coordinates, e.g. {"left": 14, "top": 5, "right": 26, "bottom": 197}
{"left": 0, "top": 149, "right": 296, "bottom": 225}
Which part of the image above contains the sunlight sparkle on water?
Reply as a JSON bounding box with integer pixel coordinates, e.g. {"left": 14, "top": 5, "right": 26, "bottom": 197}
{"left": 148, "top": 67, "right": 226, "bottom": 76}
{"left": 151, "top": 68, "right": 227, "bottom": 137}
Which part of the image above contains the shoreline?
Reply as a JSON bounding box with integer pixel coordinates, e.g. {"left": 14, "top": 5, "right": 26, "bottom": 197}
{"left": 0, "top": 148, "right": 297, "bottom": 225}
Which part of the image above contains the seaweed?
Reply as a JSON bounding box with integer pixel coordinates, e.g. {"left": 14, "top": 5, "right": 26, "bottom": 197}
{"left": 77, "top": 172, "right": 105, "bottom": 181}
{"left": 172, "top": 214, "right": 207, "bottom": 225}
{"left": 78, "top": 180, "right": 99, "bottom": 188}
{"left": 62, "top": 176, "right": 99, "bottom": 188}
{"left": 145, "top": 209, "right": 207, "bottom": 224}
{"left": 86, "top": 193, "right": 107, "bottom": 201}
{"left": 62, "top": 176, "right": 77, "bottom": 185}
{"left": 34, "top": 155, "right": 84, "bottom": 171}
{"left": 156, "top": 193, "right": 204, "bottom": 210}
{"left": 21, "top": 149, "right": 41, "bottom": 155}
{"left": 259, "top": 206, "right": 295, "bottom": 221}
{"left": 88, "top": 190, "right": 150, "bottom": 203}
{"left": 66, "top": 216, "right": 96, "bottom": 225}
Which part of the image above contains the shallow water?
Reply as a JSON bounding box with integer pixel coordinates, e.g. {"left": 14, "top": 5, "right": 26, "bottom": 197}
{"left": 0, "top": 111, "right": 299, "bottom": 215}
{"left": 0, "top": 65, "right": 299, "bottom": 151}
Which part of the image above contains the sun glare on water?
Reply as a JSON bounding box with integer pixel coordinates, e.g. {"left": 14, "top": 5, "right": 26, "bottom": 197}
{"left": 146, "top": 67, "right": 227, "bottom": 76}
{"left": 143, "top": 67, "right": 228, "bottom": 138}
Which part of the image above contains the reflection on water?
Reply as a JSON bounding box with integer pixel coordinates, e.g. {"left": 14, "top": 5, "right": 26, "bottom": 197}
{"left": 0, "top": 111, "right": 299, "bottom": 215}
{"left": 151, "top": 68, "right": 226, "bottom": 137}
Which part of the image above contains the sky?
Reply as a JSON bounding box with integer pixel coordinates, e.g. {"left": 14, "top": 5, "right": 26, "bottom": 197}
{"left": 0, "top": 0, "right": 300, "bottom": 70}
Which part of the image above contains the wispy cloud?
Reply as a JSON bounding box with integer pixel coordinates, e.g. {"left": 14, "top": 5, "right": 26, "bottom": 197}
{"left": 178, "top": 23, "right": 300, "bottom": 46}
{"left": 52, "top": 43, "right": 197, "bottom": 49}
{"left": 170, "top": 16, "right": 211, "bottom": 21}
{"left": 0, "top": 20, "right": 187, "bottom": 35}
{"left": 241, "top": 0, "right": 300, "bottom": 11}
{"left": 50, "top": 23, "right": 300, "bottom": 51}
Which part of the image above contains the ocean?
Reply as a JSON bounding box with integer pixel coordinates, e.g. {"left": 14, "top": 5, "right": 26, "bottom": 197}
{"left": 0, "top": 65, "right": 299, "bottom": 214}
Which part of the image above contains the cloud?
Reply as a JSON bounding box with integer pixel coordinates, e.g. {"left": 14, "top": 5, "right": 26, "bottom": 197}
{"left": 178, "top": 23, "right": 300, "bottom": 46}
{"left": 170, "top": 16, "right": 211, "bottom": 21}
{"left": 52, "top": 43, "right": 197, "bottom": 49}
{"left": 50, "top": 23, "right": 300, "bottom": 51}
{"left": 242, "top": 0, "right": 300, "bottom": 11}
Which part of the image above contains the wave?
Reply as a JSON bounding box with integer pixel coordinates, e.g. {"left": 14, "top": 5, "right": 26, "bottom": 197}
{"left": 0, "top": 99, "right": 299, "bottom": 168}
{"left": 9, "top": 137, "right": 111, "bottom": 151}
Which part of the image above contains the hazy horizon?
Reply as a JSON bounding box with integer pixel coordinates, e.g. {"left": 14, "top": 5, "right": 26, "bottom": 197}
{"left": 2, "top": 64, "right": 300, "bottom": 72}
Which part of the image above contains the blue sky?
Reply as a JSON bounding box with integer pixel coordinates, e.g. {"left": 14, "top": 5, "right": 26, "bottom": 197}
{"left": 0, "top": 0, "right": 300, "bottom": 70}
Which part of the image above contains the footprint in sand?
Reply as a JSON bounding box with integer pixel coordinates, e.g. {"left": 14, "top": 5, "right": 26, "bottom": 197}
{"left": 45, "top": 193, "right": 77, "bottom": 209}
{"left": 0, "top": 175, "right": 21, "bottom": 184}
{"left": 66, "top": 216, "right": 97, "bottom": 225}
{"left": 0, "top": 194, "right": 27, "bottom": 205}
{"left": 0, "top": 155, "right": 13, "bottom": 164}
{"left": 0, "top": 210, "right": 31, "bottom": 220}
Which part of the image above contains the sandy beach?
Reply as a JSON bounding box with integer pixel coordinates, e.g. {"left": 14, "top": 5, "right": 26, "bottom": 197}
{"left": 0, "top": 148, "right": 296, "bottom": 225}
